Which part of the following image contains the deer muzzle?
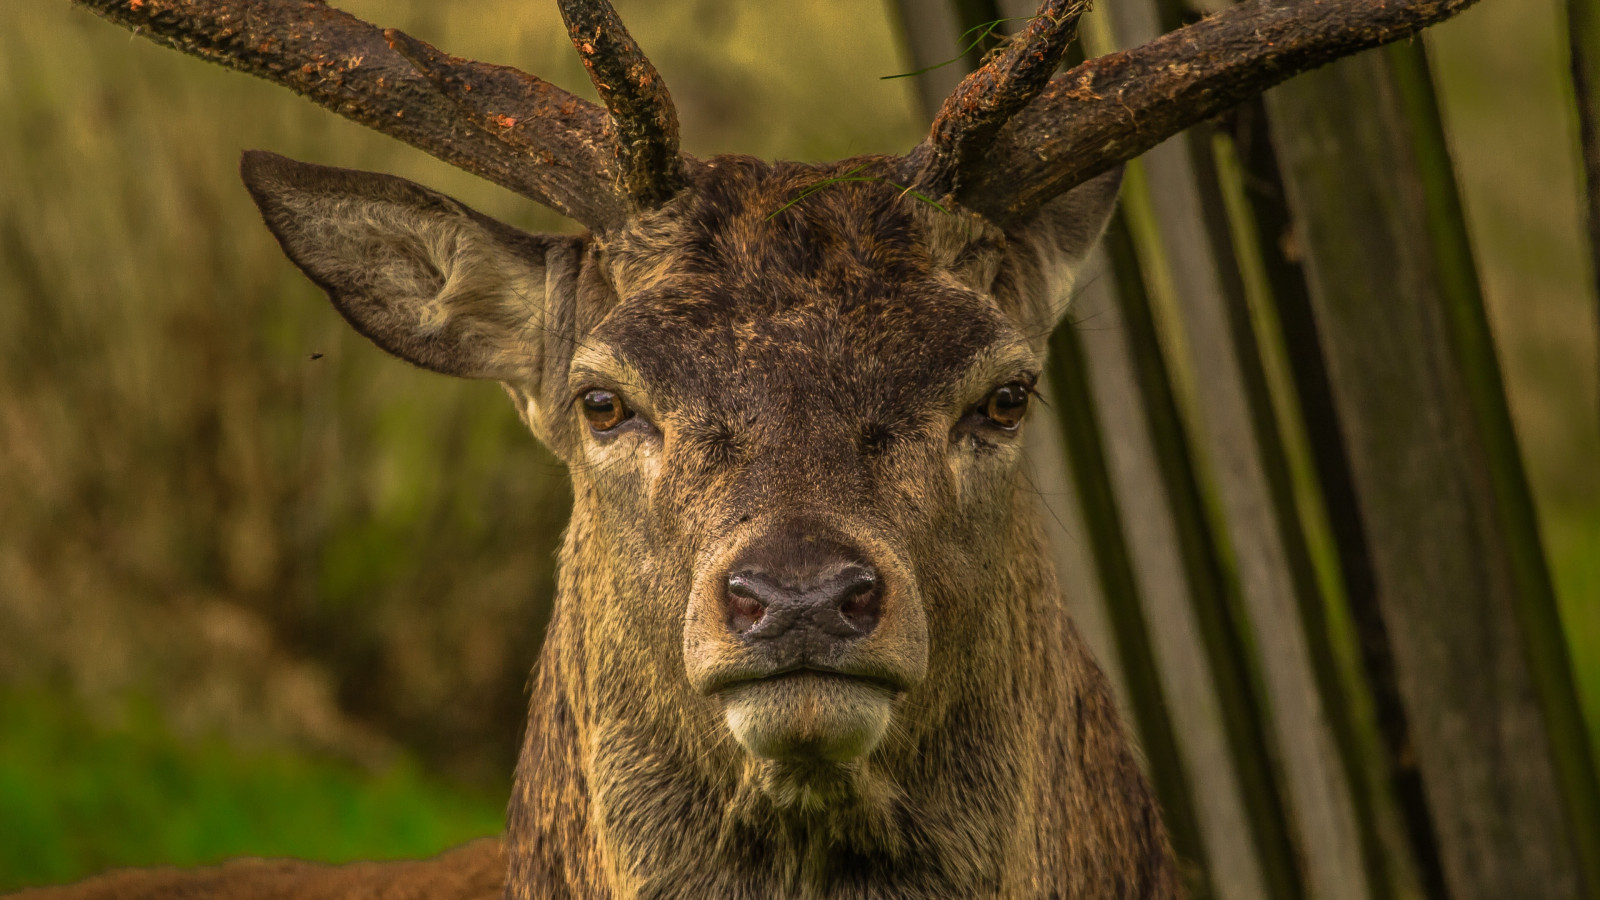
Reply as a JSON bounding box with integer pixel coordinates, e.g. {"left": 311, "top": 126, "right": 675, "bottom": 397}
{"left": 683, "top": 518, "right": 928, "bottom": 762}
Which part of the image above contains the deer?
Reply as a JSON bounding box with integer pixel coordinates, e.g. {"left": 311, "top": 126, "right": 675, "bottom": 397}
{"left": 21, "top": 0, "right": 1479, "bottom": 897}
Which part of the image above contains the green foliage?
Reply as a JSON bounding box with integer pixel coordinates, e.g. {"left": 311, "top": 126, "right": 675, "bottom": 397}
{"left": 0, "top": 692, "right": 502, "bottom": 891}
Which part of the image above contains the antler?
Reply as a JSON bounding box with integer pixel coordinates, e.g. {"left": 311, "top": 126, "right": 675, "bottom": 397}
{"left": 557, "top": 0, "right": 688, "bottom": 210}
{"left": 70, "top": 0, "right": 665, "bottom": 233}
{"left": 906, "top": 0, "right": 1091, "bottom": 199}
{"left": 942, "top": 0, "right": 1481, "bottom": 227}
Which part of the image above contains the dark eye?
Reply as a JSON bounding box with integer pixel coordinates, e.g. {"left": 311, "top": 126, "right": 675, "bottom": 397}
{"left": 581, "top": 388, "right": 632, "bottom": 432}
{"left": 982, "top": 382, "right": 1032, "bottom": 430}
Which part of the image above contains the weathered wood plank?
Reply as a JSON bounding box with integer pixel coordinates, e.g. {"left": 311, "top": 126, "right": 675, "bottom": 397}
{"left": 1044, "top": 304, "right": 1216, "bottom": 898}
{"left": 1262, "top": 39, "right": 1600, "bottom": 899}
{"left": 1224, "top": 96, "right": 1452, "bottom": 899}
{"left": 1066, "top": 242, "right": 1272, "bottom": 900}
{"left": 883, "top": 0, "right": 972, "bottom": 124}
{"left": 1098, "top": 2, "right": 1384, "bottom": 896}
{"left": 1570, "top": 0, "right": 1600, "bottom": 408}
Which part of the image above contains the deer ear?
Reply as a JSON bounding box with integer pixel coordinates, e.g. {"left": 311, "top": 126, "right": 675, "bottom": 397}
{"left": 241, "top": 150, "right": 563, "bottom": 382}
{"left": 993, "top": 166, "right": 1123, "bottom": 341}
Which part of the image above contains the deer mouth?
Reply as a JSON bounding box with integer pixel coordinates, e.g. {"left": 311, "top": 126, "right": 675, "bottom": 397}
{"left": 703, "top": 662, "right": 910, "bottom": 697}
{"left": 718, "top": 668, "right": 900, "bottom": 763}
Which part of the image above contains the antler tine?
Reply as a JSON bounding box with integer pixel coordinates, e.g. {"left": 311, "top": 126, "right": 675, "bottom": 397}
{"left": 958, "top": 0, "right": 1482, "bottom": 227}
{"left": 557, "top": 0, "right": 688, "bottom": 211}
{"left": 906, "top": 0, "right": 1092, "bottom": 200}
{"left": 72, "top": 0, "right": 626, "bottom": 231}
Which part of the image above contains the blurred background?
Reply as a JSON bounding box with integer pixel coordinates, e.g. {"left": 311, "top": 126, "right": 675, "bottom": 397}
{"left": 0, "top": 0, "right": 1593, "bottom": 889}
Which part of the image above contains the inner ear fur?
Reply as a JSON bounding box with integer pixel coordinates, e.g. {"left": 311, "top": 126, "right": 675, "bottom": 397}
{"left": 241, "top": 150, "right": 575, "bottom": 382}
{"left": 991, "top": 166, "right": 1124, "bottom": 344}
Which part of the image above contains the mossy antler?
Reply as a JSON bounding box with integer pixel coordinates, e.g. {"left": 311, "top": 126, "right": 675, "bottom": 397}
{"left": 947, "top": 0, "right": 1481, "bottom": 226}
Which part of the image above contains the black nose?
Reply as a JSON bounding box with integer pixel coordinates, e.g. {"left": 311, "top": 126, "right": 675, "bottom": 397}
{"left": 722, "top": 528, "right": 882, "bottom": 655}
{"left": 729, "top": 560, "right": 883, "bottom": 637}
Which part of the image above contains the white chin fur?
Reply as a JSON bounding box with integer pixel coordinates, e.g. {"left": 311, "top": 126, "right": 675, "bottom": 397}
{"left": 722, "top": 673, "right": 893, "bottom": 763}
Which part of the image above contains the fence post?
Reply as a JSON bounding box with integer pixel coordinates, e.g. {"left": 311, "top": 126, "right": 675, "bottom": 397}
{"left": 1095, "top": 1, "right": 1389, "bottom": 896}
{"left": 1570, "top": 0, "right": 1600, "bottom": 418}
{"left": 1262, "top": 39, "right": 1600, "bottom": 899}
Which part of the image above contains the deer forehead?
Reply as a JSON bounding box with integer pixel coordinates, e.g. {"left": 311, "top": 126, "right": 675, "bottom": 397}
{"left": 582, "top": 156, "right": 1024, "bottom": 418}
{"left": 586, "top": 288, "right": 1019, "bottom": 417}
{"left": 602, "top": 156, "right": 1007, "bottom": 298}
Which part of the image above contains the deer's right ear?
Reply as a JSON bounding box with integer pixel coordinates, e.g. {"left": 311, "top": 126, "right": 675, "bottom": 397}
{"left": 241, "top": 150, "right": 575, "bottom": 384}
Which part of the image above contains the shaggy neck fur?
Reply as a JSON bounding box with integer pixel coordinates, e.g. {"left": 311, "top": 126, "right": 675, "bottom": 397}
{"left": 502, "top": 496, "right": 1180, "bottom": 900}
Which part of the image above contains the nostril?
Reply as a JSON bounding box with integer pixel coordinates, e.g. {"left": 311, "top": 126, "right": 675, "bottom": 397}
{"left": 836, "top": 570, "right": 882, "bottom": 635}
{"left": 725, "top": 574, "right": 767, "bottom": 635}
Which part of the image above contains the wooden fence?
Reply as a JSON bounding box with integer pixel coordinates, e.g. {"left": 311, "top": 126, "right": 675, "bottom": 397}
{"left": 888, "top": 1, "right": 1600, "bottom": 897}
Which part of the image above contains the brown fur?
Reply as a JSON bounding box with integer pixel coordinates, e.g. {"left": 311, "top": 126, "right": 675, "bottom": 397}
{"left": 23, "top": 152, "right": 1177, "bottom": 899}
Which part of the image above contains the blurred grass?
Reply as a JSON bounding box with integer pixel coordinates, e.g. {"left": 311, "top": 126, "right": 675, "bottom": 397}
{"left": 0, "top": 691, "right": 502, "bottom": 892}
{"left": 0, "top": 0, "right": 1594, "bottom": 888}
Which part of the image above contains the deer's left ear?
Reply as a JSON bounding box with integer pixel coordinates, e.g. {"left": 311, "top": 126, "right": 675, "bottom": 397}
{"left": 991, "top": 166, "right": 1123, "bottom": 343}
{"left": 241, "top": 150, "right": 578, "bottom": 384}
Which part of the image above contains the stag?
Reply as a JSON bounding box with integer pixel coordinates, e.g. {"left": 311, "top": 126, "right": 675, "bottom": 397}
{"left": 27, "top": 0, "right": 1477, "bottom": 896}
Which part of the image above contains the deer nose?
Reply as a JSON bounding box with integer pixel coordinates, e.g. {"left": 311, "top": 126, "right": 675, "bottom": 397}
{"left": 724, "top": 563, "right": 882, "bottom": 647}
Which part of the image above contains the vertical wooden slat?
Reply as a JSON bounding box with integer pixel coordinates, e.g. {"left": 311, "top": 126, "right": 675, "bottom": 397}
{"left": 881, "top": 0, "right": 970, "bottom": 124}
{"left": 1138, "top": 131, "right": 1370, "bottom": 900}
{"left": 1098, "top": 2, "right": 1384, "bottom": 897}
{"left": 1262, "top": 40, "right": 1600, "bottom": 899}
{"left": 1570, "top": 0, "right": 1600, "bottom": 409}
{"left": 1044, "top": 310, "right": 1216, "bottom": 899}
{"left": 1068, "top": 241, "right": 1274, "bottom": 900}
{"left": 1106, "top": 202, "right": 1320, "bottom": 899}
{"left": 1388, "top": 41, "right": 1600, "bottom": 894}
{"left": 1226, "top": 96, "right": 1452, "bottom": 900}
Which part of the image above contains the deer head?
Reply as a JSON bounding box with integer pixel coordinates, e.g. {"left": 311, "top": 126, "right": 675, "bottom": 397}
{"left": 236, "top": 115, "right": 1123, "bottom": 781}
{"left": 230, "top": 0, "right": 1126, "bottom": 797}
{"left": 73, "top": 0, "right": 1483, "bottom": 895}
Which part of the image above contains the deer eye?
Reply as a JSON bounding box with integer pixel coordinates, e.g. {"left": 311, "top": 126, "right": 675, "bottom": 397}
{"left": 982, "top": 382, "right": 1032, "bottom": 430}
{"left": 581, "top": 388, "right": 632, "bottom": 432}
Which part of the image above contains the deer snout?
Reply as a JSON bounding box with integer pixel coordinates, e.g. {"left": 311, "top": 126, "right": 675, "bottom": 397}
{"left": 724, "top": 563, "right": 882, "bottom": 645}
{"left": 684, "top": 520, "right": 927, "bottom": 763}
